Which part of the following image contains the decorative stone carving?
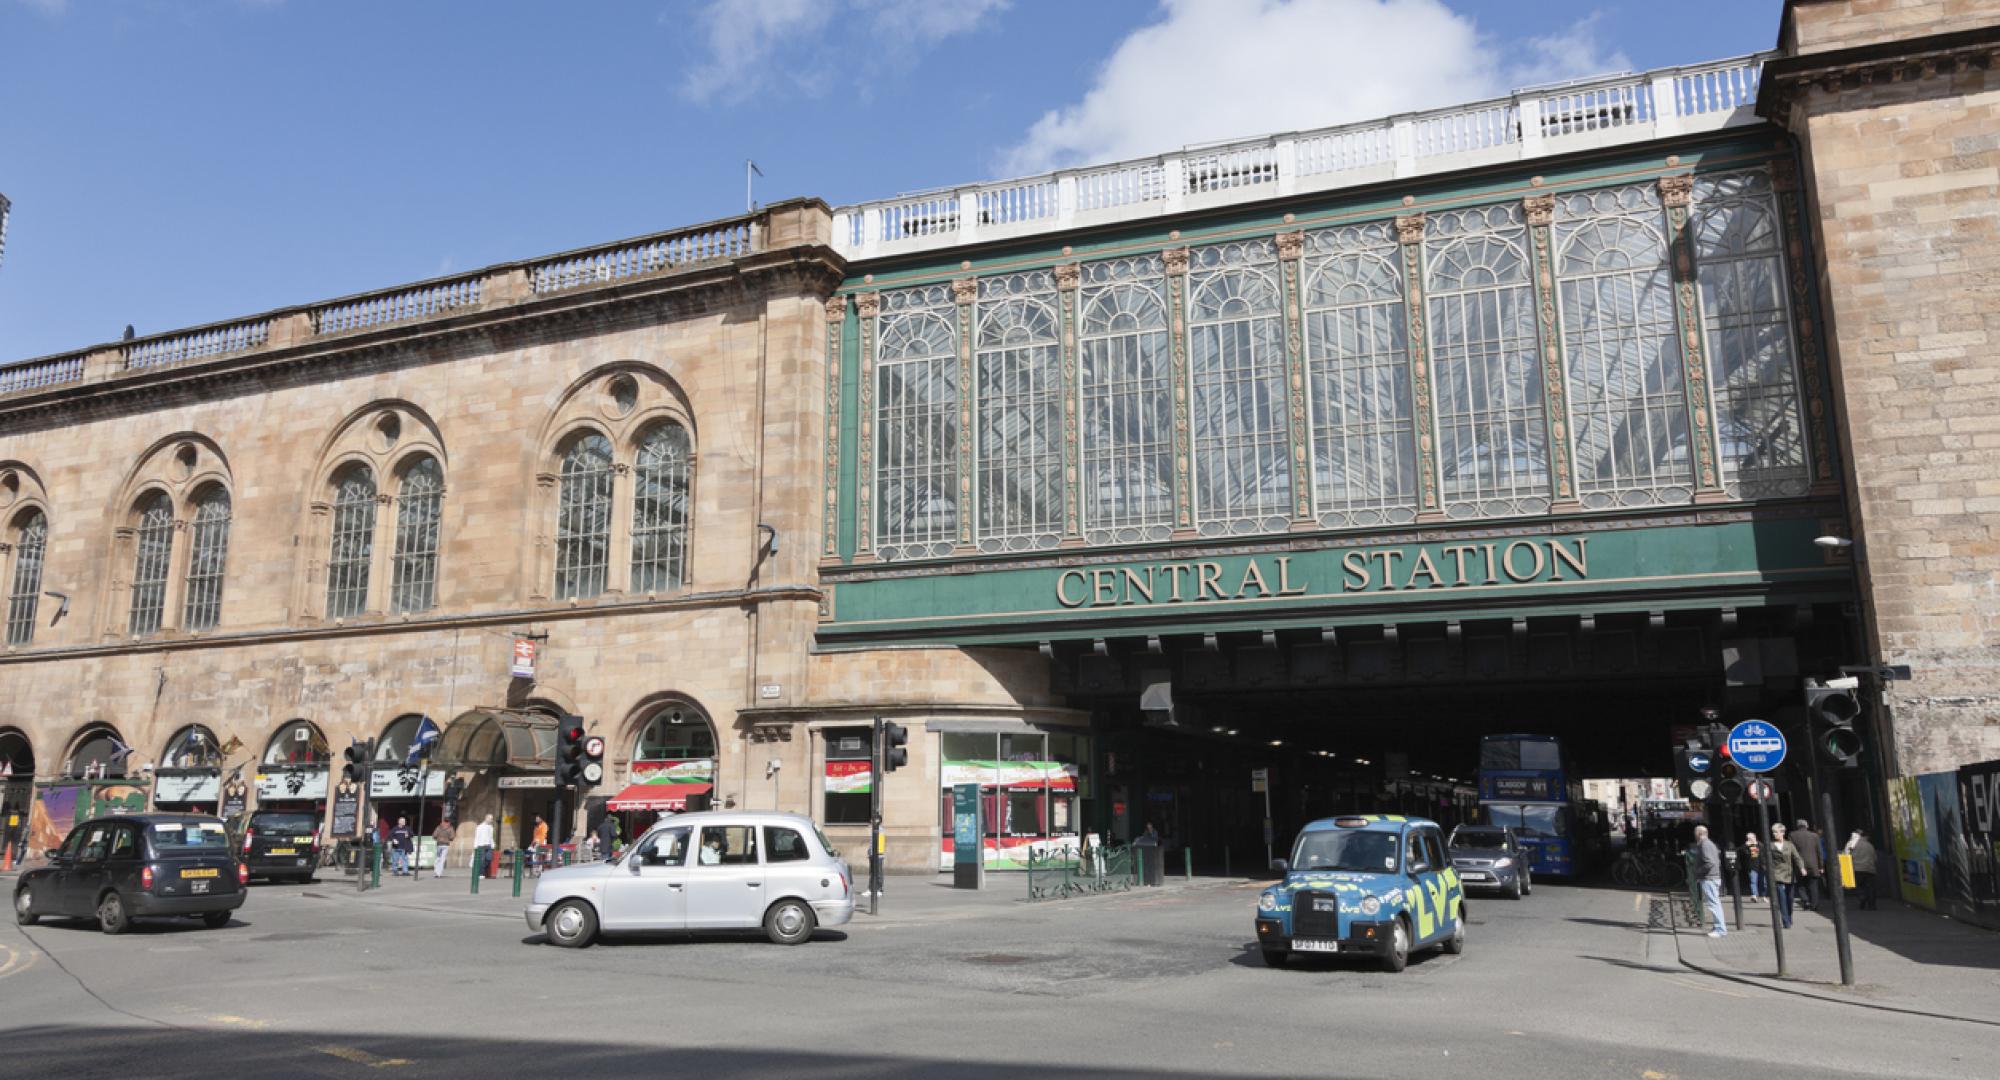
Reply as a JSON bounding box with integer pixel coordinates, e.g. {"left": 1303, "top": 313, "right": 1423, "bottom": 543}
{"left": 853, "top": 292, "right": 880, "bottom": 320}
{"left": 1658, "top": 174, "right": 1694, "bottom": 208}
{"left": 1395, "top": 213, "right": 1426, "bottom": 246}
{"left": 1162, "top": 247, "right": 1189, "bottom": 276}
{"left": 1274, "top": 230, "right": 1304, "bottom": 261}
{"left": 1054, "top": 263, "right": 1080, "bottom": 291}
{"left": 951, "top": 277, "right": 978, "bottom": 306}
{"left": 1523, "top": 194, "right": 1555, "bottom": 227}
{"left": 823, "top": 296, "right": 847, "bottom": 323}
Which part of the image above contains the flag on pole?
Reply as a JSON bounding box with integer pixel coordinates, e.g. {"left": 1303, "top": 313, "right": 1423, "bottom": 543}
{"left": 407, "top": 716, "right": 443, "bottom": 765}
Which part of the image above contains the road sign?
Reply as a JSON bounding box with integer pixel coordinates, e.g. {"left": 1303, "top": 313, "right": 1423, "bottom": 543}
{"left": 1747, "top": 779, "right": 1775, "bottom": 802}
{"left": 1251, "top": 768, "right": 1268, "bottom": 793}
{"left": 1686, "top": 751, "right": 1712, "bottom": 774}
{"left": 1727, "top": 720, "right": 1787, "bottom": 773}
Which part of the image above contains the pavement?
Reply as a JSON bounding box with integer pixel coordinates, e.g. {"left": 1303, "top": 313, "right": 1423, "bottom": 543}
{"left": 3, "top": 868, "right": 1998, "bottom": 1078}
{"left": 1670, "top": 887, "right": 2000, "bottom": 1026}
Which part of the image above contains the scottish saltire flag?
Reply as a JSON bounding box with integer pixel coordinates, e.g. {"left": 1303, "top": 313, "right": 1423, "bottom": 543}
{"left": 407, "top": 716, "right": 442, "bottom": 765}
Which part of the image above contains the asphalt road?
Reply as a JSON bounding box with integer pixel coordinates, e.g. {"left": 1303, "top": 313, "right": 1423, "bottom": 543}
{"left": 0, "top": 876, "right": 1989, "bottom": 1079}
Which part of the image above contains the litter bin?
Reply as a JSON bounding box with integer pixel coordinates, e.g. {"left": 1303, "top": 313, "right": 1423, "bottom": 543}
{"left": 1135, "top": 836, "right": 1163, "bottom": 886}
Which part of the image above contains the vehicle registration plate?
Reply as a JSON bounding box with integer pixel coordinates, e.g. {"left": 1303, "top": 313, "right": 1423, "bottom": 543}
{"left": 181, "top": 868, "right": 219, "bottom": 879}
{"left": 191, "top": 880, "right": 210, "bottom": 894}
{"left": 269, "top": 848, "right": 296, "bottom": 855}
{"left": 1293, "top": 939, "right": 1339, "bottom": 953}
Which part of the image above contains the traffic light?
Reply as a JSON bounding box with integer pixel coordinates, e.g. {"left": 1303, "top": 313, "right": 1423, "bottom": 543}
{"left": 341, "top": 738, "right": 374, "bottom": 785}
{"left": 1674, "top": 746, "right": 1715, "bottom": 800}
{"left": 882, "top": 721, "right": 908, "bottom": 773}
{"left": 580, "top": 732, "right": 606, "bottom": 789}
{"left": 1806, "top": 682, "right": 1863, "bottom": 766}
{"left": 556, "top": 721, "right": 586, "bottom": 787}
{"left": 1714, "top": 747, "right": 1745, "bottom": 804}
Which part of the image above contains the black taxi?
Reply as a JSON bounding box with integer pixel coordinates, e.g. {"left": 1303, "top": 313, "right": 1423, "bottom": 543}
{"left": 229, "top": 808, "right": 324, "bottom": 883}
{"left": 13, "top": 813, "right": 247, "bottom": 933}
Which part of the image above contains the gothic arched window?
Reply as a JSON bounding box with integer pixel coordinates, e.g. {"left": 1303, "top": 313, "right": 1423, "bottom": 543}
{"left": 182, "top": 486, "right": 231, "bottom": 631}
{"left": 631, "top": 423, "right": 691, "bottom": 594}
{"left": 391, "top": 455, "right": 443, "bottom": 613}
{"left": 554, "top": 433, "right": 614, "bottom": 599}
{"left": 128, "top": 492, "right": 175, "bottom": 636}
{"left": 6, "top": 509, "right": 47, "bottom": 645}
{"left": 325, "top": 464, "right": 377, "bottom": 619}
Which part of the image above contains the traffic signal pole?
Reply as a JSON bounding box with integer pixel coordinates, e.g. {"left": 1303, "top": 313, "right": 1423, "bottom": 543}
{"left": 869, "top": 717, "right": 882, "bottom": 917}
{"left": 1821, "top": 790, "right": 1856, "bottom": 986}
{"left": 1755, "top": 792, "right": 1786, "bottom": 978}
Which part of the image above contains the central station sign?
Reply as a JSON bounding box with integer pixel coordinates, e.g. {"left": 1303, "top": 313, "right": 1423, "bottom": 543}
{"left": 1055, "top": 538, "right": 1589, "bottom": 609}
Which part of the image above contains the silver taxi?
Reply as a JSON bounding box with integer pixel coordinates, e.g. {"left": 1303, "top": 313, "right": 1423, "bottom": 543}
{"left": 525, "top": 810, "right": 853, "bottom": 947}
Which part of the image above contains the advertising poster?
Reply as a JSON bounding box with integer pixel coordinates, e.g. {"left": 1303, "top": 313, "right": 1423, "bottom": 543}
{"left": 1888, "top": 775, "right": 1938, "bottom": 909}
{"left": 257, "top": 768, "right": 330, "bottom": 802}
{"left": 824, "top": 760, "right": 871, "bottom": 794}
{"left": 331, "top": 782, "right": 362, "bottom": 837}
{"left": 221, "top": 779, "right": 249, "bottom": 820}
{"left": 367, "top": 766, "right": 445, "bottom": 799}
{"left": 29, "top": 782, "right": 150, "bottom": 855}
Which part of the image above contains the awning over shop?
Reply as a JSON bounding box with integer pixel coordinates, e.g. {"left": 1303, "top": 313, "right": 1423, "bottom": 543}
{"left": 606, "top": 782, "right": 713, "bottom": 813}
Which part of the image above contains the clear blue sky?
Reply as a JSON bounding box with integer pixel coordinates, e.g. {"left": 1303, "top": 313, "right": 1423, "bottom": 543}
{"left": 0, "top": 0, "right": 1782, "bottom": 363}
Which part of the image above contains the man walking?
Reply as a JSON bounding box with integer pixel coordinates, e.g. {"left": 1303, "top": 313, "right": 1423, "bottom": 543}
{"left": 431, "top": 818, "right": 455, "bottom": 878}
{"left": 473, "top": 813, "right": 496, "bottom": 879}
{"left": 1792, "top": 818, "right": 1825, "bottom": 911}
{"left": 1693, "top": 825, "right": 1727, "bottom": 937}
{"left": 1845, "top": 829, "right": 1880, "bottom": 910}
{"left": 389, "top": 817, "right": 413, "bottom": 876}
{"left": 1767, "top": 823, "right": 1808, "bottom": 929}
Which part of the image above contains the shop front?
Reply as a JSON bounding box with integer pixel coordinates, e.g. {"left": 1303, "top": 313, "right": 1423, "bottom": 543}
{"left": 255, "top": 720, "right": 331, "bottom": 820}
{"left": 596, "top": 700, "right": 717, "bottom": 849}
{"left": 153, "top": 724, "right": 223, "bottom": 814}
{"left": 936, "top": 725, "right": 1091, "bottom": 871}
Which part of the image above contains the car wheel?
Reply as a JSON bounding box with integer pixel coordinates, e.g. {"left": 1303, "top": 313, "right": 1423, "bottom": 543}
{"left": 202, "top": 911, "right": 231, "bottom": 929}
{"left": 97, "top": 892, "right": 130, "bottom": 935}
{"left": 1260, "top": 948, "right": 1287, "bottom": 967}
{"left": 1522, "top": 870, "right": 1532, "bottom": 896}
{"left": 1507, "top": 875, "right": 1522, "bottom": 900}
{"left": 14, "top": 886, "right": 37, "bottom": 926}
{"left": 1380, "top": 916, "right": 1410, "bottom": 973}
{"left": 764, "top": 898, "right": 816, "bottom": 946}
{"left": 544, "top": 900, "right": 597, "bottom": 948}
{"left": 1442, "top": 909, "right": 1466, "bottom": 955}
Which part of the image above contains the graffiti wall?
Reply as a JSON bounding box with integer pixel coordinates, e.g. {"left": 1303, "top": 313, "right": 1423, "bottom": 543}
{"left": 1886, "top": 762, "right": 2000, "bottom": 930}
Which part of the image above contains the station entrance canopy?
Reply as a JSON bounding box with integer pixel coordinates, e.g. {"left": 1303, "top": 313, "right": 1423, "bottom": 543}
{"left": 434, "top": 709, "right": 559, "bottom": 770}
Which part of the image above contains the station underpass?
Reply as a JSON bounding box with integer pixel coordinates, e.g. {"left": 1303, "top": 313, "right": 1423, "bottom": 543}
{"left": 1032, "top": 601, "right": 1863, "bottom": 875}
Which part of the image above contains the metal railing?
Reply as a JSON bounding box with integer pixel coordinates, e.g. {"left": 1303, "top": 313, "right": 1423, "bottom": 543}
{"left": 833, "top": 53, "right": 1769, "bottom": 260}
{"left": 1027, "top": 842, "right": 1138, "bottom": 901}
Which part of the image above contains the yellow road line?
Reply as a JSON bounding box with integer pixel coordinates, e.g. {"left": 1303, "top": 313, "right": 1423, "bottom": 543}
{"left": 314, "top": 1046, "right": 412, "bottom": 1069}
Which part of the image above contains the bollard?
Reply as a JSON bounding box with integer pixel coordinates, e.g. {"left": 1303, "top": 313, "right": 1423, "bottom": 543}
{"left": 512, "top": 850, "right": 525, "bottom": 898}
{"left": 1728, "top": 848, "right": 1743, "bottom": 929}
{"left": 470, "top": 853, "right": 480, "bottom": 895}
{"left": 371, "top": 845, "right": 382, "bottom": 890}
{"left": 1224, "top": 847, "right": 1231, "bottom": 878}
{"left": 1184, "top": 847, "right": 1193, "bottom": 882}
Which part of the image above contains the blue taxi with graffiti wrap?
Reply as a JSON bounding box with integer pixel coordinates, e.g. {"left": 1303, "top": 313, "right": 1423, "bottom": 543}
{"left": 1254, "top": 815, "right": 1465, "bottom": 972}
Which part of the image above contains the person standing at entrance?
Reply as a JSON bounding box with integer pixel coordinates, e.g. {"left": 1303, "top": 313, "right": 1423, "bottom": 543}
{"left": 1792, "top": 818, "right": 1825, "bottom": 911}
{"left": 1693, "top": 826, "right": 1726, "bottom": 937}
{"left": 431, "top": 818, "right": 455, "bottom": 878}
{"left": 1767, "top": 823, "right": 1807, "bottom": 930}
{"left": 1845, "top": 829, "right": 1879, "bottom": 910}
{"left": 473, "top": 814, "right": 496, "bottom": 879}
{"left": 390, "top": 817, "right": 414, "bottom": 876}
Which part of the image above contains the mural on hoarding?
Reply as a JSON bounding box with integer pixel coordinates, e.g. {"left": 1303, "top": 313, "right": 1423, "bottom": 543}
{"left": 1888, "top": 776, "right": 1936, "bottom": 909}
{"left": 1959, "top": 759, "right": 2000, "bottom": 928}
{"left": 28, "top": 783, "right": 149, "bottom": 855}
{"left": 631, "top": 759, "right": 714, "bottom": 785}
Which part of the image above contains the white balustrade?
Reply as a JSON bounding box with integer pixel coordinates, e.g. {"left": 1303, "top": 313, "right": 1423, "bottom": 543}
{"left": 1675, "top": 58, "right": 1762, "bottom": 116}
{"left": 315, "top": 275, "right": 483, "bottom": 334}
{"left": 1074, "top": 162, "right": 1166, "bottom": 212}
{"left": 1296, "top": 124, "right": 1395, "bottom": 177}
{"left": 1184, "top": 143, "right": 1278, "bottom": 195}
{"left": 1411, "top": 101, "right": 1518, "bottom": 158}
{"left": 124, "top": 320, "right": 271, "bottom": 371}
{"left": 0, "top": 353, "right": 85, "bottom": 395}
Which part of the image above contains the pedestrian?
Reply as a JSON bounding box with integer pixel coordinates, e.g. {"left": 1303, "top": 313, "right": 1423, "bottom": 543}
{"left": 1767, "top": 822, "right": 1807, "bottom": 930}
{"left": 431, "top": 818, "right": 455, "bottom": 878}
{"left": 531, "top": 815, "right": 550, "bottom": 876}
{"left": 473, "top": 813, "right": 496, "bottom": 879}
{"left": 1742, "top": 832, "right": 1764, "bottom": 901}
{"left": 389, "top": 817, "right": 413, "bottom": 876}
{"left": 597, "top": 813, "right": 616, "bottom": 861}
{"left": 1792, "top": 818, "right": 1824, "bottom": 911}
{"left": 1845, "top": 829, "right": 1879, "bottom": 910}
{"left": 1693, "top": 825, "right": 1727, "bottom": 937}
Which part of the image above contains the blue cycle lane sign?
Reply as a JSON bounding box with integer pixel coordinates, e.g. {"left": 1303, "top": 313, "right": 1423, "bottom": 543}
{"left": 1727, "top": 720, "right": 1787, "bottom": 773}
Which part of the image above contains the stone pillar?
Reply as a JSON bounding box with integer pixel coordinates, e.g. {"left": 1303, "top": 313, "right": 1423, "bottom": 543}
{"left": 1658, "top": 173, "right": 1727, "bottom": 502}
{"left": 529, "top": 473, "right": 558, "bottom": 602}
{"left": 605, "top": 463, "right": 634, "bottom": 596}
{"left": 1055, "top": 262, "right": 1086, "bottom": 546}
{"left": 1523, "top": 194, "right": 1580, "bottom": 511}
{"left": 364, "top": 493, "right": 394, "bottom": 615}
{"left": 1276, "top": 229, "right": 1315, "bottom": 529}
{"left": 105, "top": 526, "right": 136, "bottom": 640}
{"left": 951, "top": 276, "right": 978, "bottom": 554}
{"left": 1395, "top": 214, "right": 1445, "bottom": 522}
{"left": 822, "top": 296, "right": 848, "bottom": 561}
{"left": 1163, "top": 246, "right": 1197, "bottom": 537}
{"left": 853, "top": 292, "right": 880, "bottom": 562}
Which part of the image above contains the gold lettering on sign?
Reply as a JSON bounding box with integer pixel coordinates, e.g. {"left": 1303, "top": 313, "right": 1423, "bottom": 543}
{"left": 1122, "top": 566, "right": 1157, "bottom": 603}
{"left": 1057, "top": 569, "right": 1088, "bottom": 608}
{"left": 1406, "top": 549, "right": 1444, "bottom": 589}
{"left": 1502, "top": 540, "right": 1546, "bottom": 583}
{"left": 1550, "top": 538, "right": 1588, "bottom": 580}
{"left": 1238, "top": 560, "right": 1271, "bottom": 598}
{"left": 1277, "top": 556, "right": 1307, "bottom": 596}
{"left": 1342, "top": 550, "right": 1371, "bottom": 591}
{"left": 1197, "top": 562, "right": 1226, "bottom": 601}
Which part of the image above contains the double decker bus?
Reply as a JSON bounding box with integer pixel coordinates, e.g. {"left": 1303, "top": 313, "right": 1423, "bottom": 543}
{"left": 1476, "top": 734, "right": 1587, "bottom": 877}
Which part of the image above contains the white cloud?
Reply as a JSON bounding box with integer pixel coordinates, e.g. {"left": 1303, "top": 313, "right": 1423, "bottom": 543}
{"left": 679, "top": 0, "right": 1006, "bottom": 105}
{"left": 1003, "top": 0, "right": 1629, "bottom": 175}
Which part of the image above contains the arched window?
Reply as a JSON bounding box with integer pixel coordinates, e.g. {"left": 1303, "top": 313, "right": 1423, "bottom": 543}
{"left": 1188, "top": 239, "right": 1291, "bottom": 536}
{"left": 1079, "top": 255, "right": 1173, "bottom": 545}
{"left": 1303, "top": 222, "right": 1416, "bottom": 528}
{"left": 391, "top": 455, "right": 443, "bottom": 613}
{"left": 163, "top": 725, "right": 221, "bottom": 770}
{"left": 6, "top": 509, "right": 47, "bottom": 645}
{"left": 68, "top": 725, "right": 128, "bottom": 779}
{"left": 631, "top": 424, "right": 691, "bottom": 593}
{"left": 182, "top": 486, "right": 231, "bottom": 631}
{"left": 1694, "top": 171, "right": 1810, "bottom": 499}
{"left": 1424, "top": 203, "right": 1550, "bottom": 519}
{"left": 631, "top": 700, "right": 717, "bottom": 784}
{"left": 1555, "top": 185, "right": 1691, "bottom": 508}
{"left": 974, "top": 271, "right": 1062, "bottom": 552}
{"left": 555, "top": 433, "right": 614, "bottom": 599}
{"left": 128, "top": 492, "right": 175, "bottom": 636}
{"left": 874, "top": 284, "right": 960, "bottom": 560}
{"left": 265, "top": 720, "right": 330, "bottom": 766}
{"left": 325, "top": 464, "right": 377, "bottom": 619}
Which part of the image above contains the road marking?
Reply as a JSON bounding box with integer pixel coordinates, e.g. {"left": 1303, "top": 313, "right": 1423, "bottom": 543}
{"left": 1664, "top": 976, "right": 1749, "bottom": 999}
{"left": 0, "top": 943, "right": 34, "bottom": 980}
{"left": 315, "top": 1046, "right": 411, "bottom": 1068}
{"left": 210, "top": 1015, "right": 270, "bottom": 1029}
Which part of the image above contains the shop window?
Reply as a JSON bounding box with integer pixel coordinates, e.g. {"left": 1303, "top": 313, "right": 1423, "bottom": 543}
{"left": 765, "top": 827, "right": 810, "bottom": 863}
{"left": 632, "top": 703, "right": 716, "bottom": 785}
{"left": 823, "top": 726, "right": 872, "bottom": 826}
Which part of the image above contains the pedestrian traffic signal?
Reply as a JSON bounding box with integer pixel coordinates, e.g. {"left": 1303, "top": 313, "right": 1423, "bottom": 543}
{"left": 580, "top": 733, "right": 606, "bottom": 788}
{"left": 341, "top": 738, "right": 374, "bottom": 785}
{"left": 882, "top": 721, "right": 908, "bottom": 773}
{"left": 556, "top": 721, "right": 587, "bottom": 787}
{"left": 1805, "top": 683, "right": 1863, "bottom": 766}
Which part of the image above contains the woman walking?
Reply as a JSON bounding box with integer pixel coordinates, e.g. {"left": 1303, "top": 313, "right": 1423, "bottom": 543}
{"left": 1767, "top": 822, "right": 1808, "bottom": 929}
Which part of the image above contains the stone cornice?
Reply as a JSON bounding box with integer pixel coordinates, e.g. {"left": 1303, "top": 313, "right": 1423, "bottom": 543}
{"left": 0, "top": 582, "right": 823, "bottom": 666}
{"left": 1757, "top": 25, "right": 2000, "bottom": 121}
